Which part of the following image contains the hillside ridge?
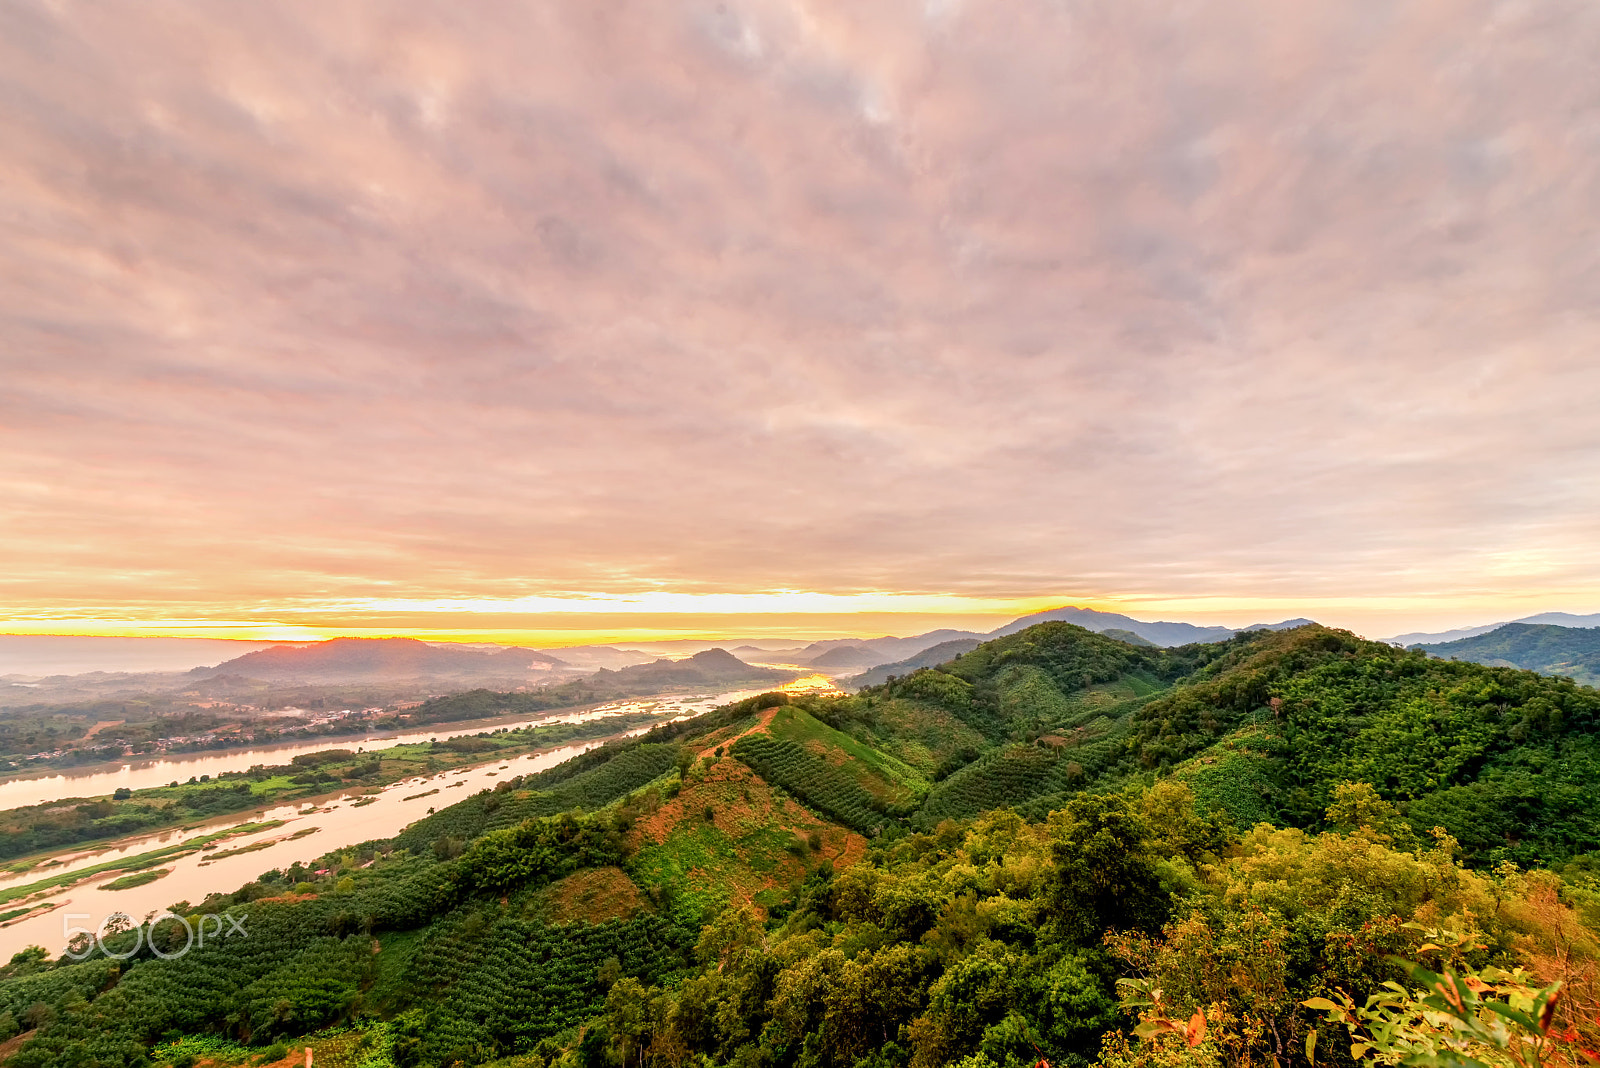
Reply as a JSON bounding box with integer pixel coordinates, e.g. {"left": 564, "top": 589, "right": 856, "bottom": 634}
{"left": 1414, "top": 621, "right": 1600, "bottom": 687}
{"left": 196, "top": 636, "right": 569, "bottom": 682}
{"left": 11, "top": 620, "right": 1600, "bottom": 1068}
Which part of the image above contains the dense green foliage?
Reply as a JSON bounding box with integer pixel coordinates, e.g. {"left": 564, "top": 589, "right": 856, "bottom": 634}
{"left": 6, "top": 623, "right": 1600, "bottom": 1068}
{"left": 731, "top": 735, "right": 888, "bottom": 834}
{"left": 1415, "top": 622, "right": 1600, "bottom": 688}
{"left": 2, "top": 783, "right": 682, "bottom": 1066}
{"left": 395, "top": 914, "right": 692, "bottom": 1064}
{"left": 1127, "top": 627, "right": 1600, "bottom": 864}
{"left": 842, "top": 624, "right": 1600, "bottom": 866}
{"left": 914, "top": 743, "right": 1063, "bottom": 828}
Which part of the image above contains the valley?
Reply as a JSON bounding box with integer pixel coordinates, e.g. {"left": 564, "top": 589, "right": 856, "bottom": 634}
{"left": 0, "top": 645, "right": 805, "bottom": 777}
{"left": 0, "top": 686, "right": 800, "bottom": 959}
{"left": 1414, "top": 621, "right": 1600, "bottom": 688}
{"left": 6, "top": 621, "right": 1600, "bottom": 1068}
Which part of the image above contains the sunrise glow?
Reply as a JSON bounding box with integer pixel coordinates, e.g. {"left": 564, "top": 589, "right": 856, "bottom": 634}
{"left": 2, "top": 0, "right": 1597, "bottom": 647}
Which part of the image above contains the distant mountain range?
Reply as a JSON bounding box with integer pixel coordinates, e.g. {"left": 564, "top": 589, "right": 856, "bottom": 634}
{"left": 34, "top": 606, "right": 1600, "bottom": 690}
{"left": 1411, "top": 623, "right": 1600, "bottom": 688}
{"left": 791, "top": 630, "right": 993, "bottom": 661}
{"left": 0, "top": 609, "right": 1321, "bottom": 684}
{"left": 585, "top": 648, "right": 796, "bottom": 688}
{"left": 784, "top": 608, "right": 1317, "bottom": 678}
{"left": 194, "top": 640, "right": 792, "bottom": 690}
{"left": 846, "top": 638, "right": 984, "bottom": 688}
{"left": 802, "top": 645, "right": 885, "bottom": 671}
{"left": 987, "top": 606, "right": 1314, "bottom": 647}
{"left": 1387, "top": 612, "right": 1600, "bottom": 647}
{"left": 532, "top": 646, "right": 658, "bottom": 672}
{"left": 829, "top": 608, "right": 1312, "bottom": 686}
{"left": 193, "top": 637, "right": 570, "bottom": 683}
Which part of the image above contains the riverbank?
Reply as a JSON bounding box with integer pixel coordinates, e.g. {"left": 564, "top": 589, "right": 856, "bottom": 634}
{"left": 0, "top": 710, "right": 668, "bottom": 873}
{"left": 0, "top": 715, "right": 694, "bottom": 958}
{"left": 0, "top": 820, "right": 288, "bottom": 908}
{"left": 0, "top": 686, "right": 775, "bottom": 812}
{"left": 0, "top": 691, "right": 707, "bottom": 790}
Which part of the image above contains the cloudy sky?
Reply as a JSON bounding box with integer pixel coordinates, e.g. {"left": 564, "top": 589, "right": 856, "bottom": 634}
{"left": 4, "top": 0, "right": 1600, "bottom": 644}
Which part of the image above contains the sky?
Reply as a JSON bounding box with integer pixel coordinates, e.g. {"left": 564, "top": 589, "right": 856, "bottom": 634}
{"left": 4, "top": 0, "right": 1600, "bottom": 646}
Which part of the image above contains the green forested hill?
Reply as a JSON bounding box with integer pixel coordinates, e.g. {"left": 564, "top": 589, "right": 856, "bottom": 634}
{"left": 1133, "top": 626, "right": 1600, "bottom": 861}
{"left": 1414, "top": 621, "right": 1600, "bottom": 687}
{"left": 8, "top": 623, "right": 1600, "bottom": 1068}
{"left": 814, "top": 622, "right": 1599, "bottom": 865}
{"left": 844, "top": 638, "right": 982, "bottom": 689}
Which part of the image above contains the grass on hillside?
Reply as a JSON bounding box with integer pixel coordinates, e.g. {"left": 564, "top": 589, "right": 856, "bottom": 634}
{"left": 532, "top": 867, "right": 651, "bottom": 925}
{"left": 763, "top": 704, "right": 928, "bottom": 804}
{"left": 836, "top": 697, "right": 988, "bottom": 776}
{"left": 627, "top": 754, "right": 861, "bottom": 918}
{"left": 25, "top": 624, "right": 1600, "bottom": 1068}
{"left": 1172, "top": 724, "right": 1285, "bottom": 827}
{"left": 100, "top": 867, "right": 170, "bottom": 891}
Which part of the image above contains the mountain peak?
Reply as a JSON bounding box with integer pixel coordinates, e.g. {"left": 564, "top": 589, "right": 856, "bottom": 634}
{"left": 991, "top": 606, "right": 1235, "bottom": 647}
{"left": 197, "top": 636, "right": 567, "bottom": 682}
{"left": 687, "top": 648, "right": 746, "bottom": 667}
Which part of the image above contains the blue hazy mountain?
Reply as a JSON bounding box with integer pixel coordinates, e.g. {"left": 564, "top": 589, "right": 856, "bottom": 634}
{"left": 987, "top": 605, "right": 1313, "bottom": 647}
{"left": 844, "top": 638, "right": 985, "bottom": 688}
{"left": 1412, "top": 622, "right": 1600, "bottom": 687}
{"left": 1388, "top": 611, "right": 1600, "bottom": 647}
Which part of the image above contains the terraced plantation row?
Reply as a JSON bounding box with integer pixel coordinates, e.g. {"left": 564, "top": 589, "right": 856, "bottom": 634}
{"left": 10, "top": 623, "right": 1600, "bottom": 1068}
{"left": 729, "top": 734, "right": 887, "bottom": 834}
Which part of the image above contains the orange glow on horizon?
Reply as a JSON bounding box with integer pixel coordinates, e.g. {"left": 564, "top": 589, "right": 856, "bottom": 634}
{"left": 0, "top": 592, "right": 1075, "bottom": 645}
{"left": 0, "top": 617, "right": 1014, "bottom": 647}
{"left": 778, "top": 674, "right": 848, "bottom": 697}
{"left": 3, "top": 590, "right": 1596, "bottom": 647}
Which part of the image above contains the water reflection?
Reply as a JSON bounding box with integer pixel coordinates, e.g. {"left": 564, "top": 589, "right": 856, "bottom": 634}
{"left": 776, "top": 674, "right": 847, "bottom": 696}
{"left": 0, "top": 690, "right": 763, "bottom": 810}
{"left": 0, "top": 687, "right": 771, "bottom": 957}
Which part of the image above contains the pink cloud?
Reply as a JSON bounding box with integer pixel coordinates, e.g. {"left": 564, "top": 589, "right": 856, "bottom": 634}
{"left": 2, "top": 0, "right": 1599, "bottom": 624}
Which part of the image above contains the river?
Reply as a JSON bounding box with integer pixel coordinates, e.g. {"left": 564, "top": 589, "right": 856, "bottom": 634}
{"left": 0, "top": 686, "right": 792, "bottom": 958}
{"left": 0, "top": 691, "right": 763, "bottom": 811}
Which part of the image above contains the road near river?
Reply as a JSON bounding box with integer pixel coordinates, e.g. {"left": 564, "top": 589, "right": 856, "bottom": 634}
{"left": 0, "top": 685, "right": 800, "bottom": 959}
